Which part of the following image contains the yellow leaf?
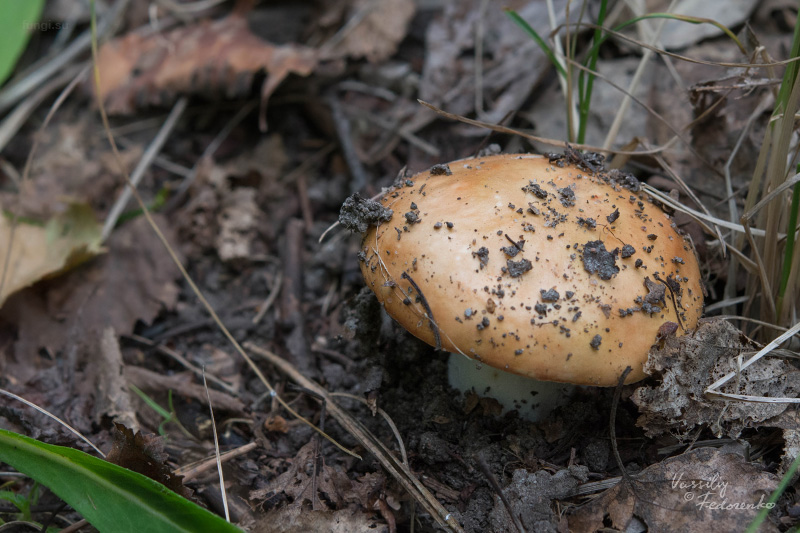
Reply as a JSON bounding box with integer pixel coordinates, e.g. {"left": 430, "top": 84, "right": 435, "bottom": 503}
{"left": 0, "top": 204, "right": 104, "bottom": 307}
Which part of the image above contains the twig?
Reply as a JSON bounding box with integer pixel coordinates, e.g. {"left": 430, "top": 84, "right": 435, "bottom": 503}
{"left": 610, "top": 366, "right": 632, "bottom": 486}
{"left": 326, "top": 88, "right": 369, "bottom": 192}
{"left": 475, "top": 453, "right": 526, "bottom": 533}
{"left": 176, "top": 442, "right": 257, "bottom": 480}
{"left": 252, "top": 271, "right": 283, "bottom": 325}
{"left": 101, "top": 96, "right": 188, "bottom": 241}
{"left": 123, "top": 333, "right": 239, "bottom": 396}
{"left": 281, "top": 219, "right": 314, "bottom": 376}
{"left": 125, "top": 366, "right": 246, "bottom": 413}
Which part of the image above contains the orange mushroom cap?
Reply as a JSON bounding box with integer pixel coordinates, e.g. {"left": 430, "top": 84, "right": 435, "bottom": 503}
{"left": 358, "top": 153, "right": 703, "bottom": 386}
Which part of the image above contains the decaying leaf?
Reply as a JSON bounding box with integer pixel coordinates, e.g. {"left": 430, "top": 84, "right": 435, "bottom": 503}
{"left": 217, "top": 187, "right": 259, "bottom": 263}
{"left": 569, "top": 447, "right": 779, "bottom": 533}
{"left": 176, "top": 134, "right": 286, "bottom": 260}
{"left": 251, "top": 442, "right": 386, "bottom": 512}
{"left": 632, "top": 318, "right": 800, "bottom": 438}
{"left": 488, "top": 465, "right": 588, "bottom": 532}
{"left": 0, "top": 203, "right": 104, "bottom": 308}
{"left": 2, "top": 215, "right": 180, "bottom": 362}
{"left": 252, "top": 441, "right": 351, "bottom": 510}
{"left": 94, "top": 14, "right": 318, "bottom": 119}
{"left": 252, "top": 506, "right": 388, "bottom": 533}
{"left": 107, "top": 422, "right": 192, "bottom": 499}
{"left": 321, "top": 0, "right": 416, "bottom": 63}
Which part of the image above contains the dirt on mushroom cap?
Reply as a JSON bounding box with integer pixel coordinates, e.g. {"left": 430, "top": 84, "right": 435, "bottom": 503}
{"left": 358, "top": 154, "right": 703, "bottom": 386}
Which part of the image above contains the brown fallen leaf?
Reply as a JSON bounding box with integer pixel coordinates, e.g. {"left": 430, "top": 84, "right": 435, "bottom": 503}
{"left": 251, "top": 441, "right": 352, "bottom": 511}
{"left": 94, "top": 13, "right": 318, "bottom": 127}
{"left": 1, "top": 215, "right": 179, "bottom": 364}
{"left": 251, "top": 442, "right": 387, "bottom": 512}
{"left": 632, "top": 318, "right": 800, "bottom": 439}
{"left": 319, "top": 0, "right": 416, "bottom": 63}
{"left": 568, "top": 447, "right": 779, "bottom": 533}
{"left": 0, "top": 203, "right": 104, "bottom": 308}
{"left": 107, "top": 422, "right": 192, "bottom": 499}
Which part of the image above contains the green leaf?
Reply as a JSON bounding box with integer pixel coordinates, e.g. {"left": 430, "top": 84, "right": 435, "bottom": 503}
{"left": 0, "top": 429, "right": 242, "bottom": 533}
{"left": 0, "top": 0, "right": 45, "bottom": 85}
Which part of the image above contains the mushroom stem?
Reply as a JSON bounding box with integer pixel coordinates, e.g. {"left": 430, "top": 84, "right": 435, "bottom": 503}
{"left": 447, "top": 353, "right": 576, "bottom": 422}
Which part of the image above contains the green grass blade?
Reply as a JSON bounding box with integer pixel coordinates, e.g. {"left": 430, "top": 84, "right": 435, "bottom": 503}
{"left": 505, "top": 9, "right": 567, "bottom": 78}
{"left": 130, "top": 384, "right": 172, "bottom": 420}
{"left": 576, "top": 0, "right": 608, "bottom": 144}
{"left": 774, "top": 5, "right": 800, "bottom": 117}
{"left": 0, "top": 0, "right": 45, "bottom": 85}
{"left": 779, "top": 169, "right": 800, "bottom": 300}
{"left": 745, "top": 451, "right": 799, "bottom": 533}
{"left": 0, "top": 429, "right": 242, "bottom": 533}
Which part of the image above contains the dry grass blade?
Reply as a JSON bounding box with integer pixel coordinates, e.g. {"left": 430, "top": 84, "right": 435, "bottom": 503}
{"left": 642, "top": 185, "right": 773, "bottom": 239}
{"left": 602, "top": 0, "right": 677, "bottom": 150}
{"left": 176, "top": 442, "right": 257, "bottom": 480}
{"left": 202, "top": 369, "right": 229, "bottom": 522}
{"left": 244, "top": 342, "right": 465, "bottom": 533}
{"left": 418, "top": 100, "right": 665, "bottom": 155}
{"left": 705, "top": 319, "right": 800, "bottom": 401}
{"left": 0, "top": 389, "right": 104, "bottom": 457}
{"left": 578, "top": 20, "right": 797, "bottom": 69}
{"left": 101, "top": 96, "right": 188, "bottom": 242}
{"left": 649, "top": 151, "right": 725, "bottom": 249}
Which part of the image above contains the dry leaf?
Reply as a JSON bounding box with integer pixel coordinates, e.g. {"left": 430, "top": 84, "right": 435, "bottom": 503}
{"left": 489, "top": 465, "right": 588, "bottom": 532}
{"left": 632, "top": 318, "right": 800, "bottom": 438}
{"left": 569, "top": 447, "right": 779, "bottom": 533}
{"left": 2, "top": 215, "right": 180, "bottom": 362}
{"left": 322, "top": 0, "right": 416, "bottom": 63}
{"left": 94, "top": 14, "right": 318, "bottom": 119}
{"left": 0, "top": 203, "right": 103, "bottom": 307}
{"left": 217, "top": 187, "right": 258, "bottom": 263}
{"left": 251, "top": 442, "right": 386, "bottom": 512}
{"left": 251, "top": 441, "right": 352, "bottom": 510}
{"left": 107, "top": 422, "right": 192, "bottom": 499}
{"left": 253, "top": 506, "right": 388, "bottom": 533}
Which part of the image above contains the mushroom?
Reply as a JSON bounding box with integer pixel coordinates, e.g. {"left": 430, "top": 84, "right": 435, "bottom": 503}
{"left": 354, "top": 153, "right": 703, "bottom": 420}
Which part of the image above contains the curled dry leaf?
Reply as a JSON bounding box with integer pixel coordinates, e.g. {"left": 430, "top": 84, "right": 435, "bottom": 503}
{"left": 632, "top": 318, "right": 800, "bottom": 439}
{"left": 94, "top": 14, "right": 318, "bottom": 117}
{"left": 0, "top": 203, "right": 103, "bottom": 308}
{"left": 107, "top": 422, "right": 192, "bottom": 499}
{"left": 321, "top": 0, "right": 416, "bottom": 63}
{"left": 251, "top": 442, "right": 387, "bottom": 512}
{"left": 569, "top": 447, "right": 779, "bottom": 533}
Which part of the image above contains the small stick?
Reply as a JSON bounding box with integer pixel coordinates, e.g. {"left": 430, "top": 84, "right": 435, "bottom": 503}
{"left": 610, "top": 366, "right": 633, "bottom": 486}
{"left": 474, "top": 453, "right": 526, "bottom": 533}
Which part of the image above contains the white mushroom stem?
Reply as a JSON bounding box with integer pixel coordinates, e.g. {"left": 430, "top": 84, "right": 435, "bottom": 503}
{"left": 447, "top": 353, "right": 576, "bottom": 422}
